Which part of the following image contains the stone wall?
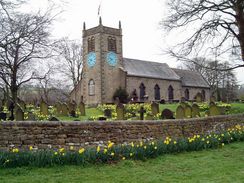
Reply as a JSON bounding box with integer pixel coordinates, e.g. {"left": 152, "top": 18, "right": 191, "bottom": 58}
{"left": 0, "top": 114, "right": 244, "bottom": 150}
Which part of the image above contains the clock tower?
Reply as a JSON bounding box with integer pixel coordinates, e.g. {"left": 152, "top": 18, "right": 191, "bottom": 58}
{"left": 82, "top": 18, "right": 126, "bottom": 105}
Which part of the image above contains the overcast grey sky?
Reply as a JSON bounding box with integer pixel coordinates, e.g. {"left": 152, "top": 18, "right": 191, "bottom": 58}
{"left": 23, "top": 0, "right": 244, "bottom": 85}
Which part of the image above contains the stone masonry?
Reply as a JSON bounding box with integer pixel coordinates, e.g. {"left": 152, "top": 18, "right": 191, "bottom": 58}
{"left": 0, "top": 114, "right": 243, "bottom": 150}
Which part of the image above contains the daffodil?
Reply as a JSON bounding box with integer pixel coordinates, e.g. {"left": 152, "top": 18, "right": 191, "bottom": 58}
{"left": 97, "top": 146, "right": 101, "bottom": 153}
{"left": 29, "top": 146, "right": 33, "bottom": 151}
{"left": 130, "top": 153, "right": 133, "bottom": 157}
{"left": 122, "top": 157, "right": 126, "bottom": 160}
{"left": 104, "top": 148, "right": 108, "bottom": 153}
{"left": 154, "top": 146, "right": 157, "bottom": 150}
{"left": 79, "top": 148, "right": 85, "bottom": 154}
{"left": 111, "top": 152, "right": 115, "bottom": 156}
{"left": 54, "top": 152, "right": 58, "bottom": 155}
{"left": 12, "top": 148, "right": 19, "bottom": 153}
{"left": 107, "top": 142, "right": 114, "bottom": 149}
{"left": 70, "top": 146, "right": 74, "bottom": 150}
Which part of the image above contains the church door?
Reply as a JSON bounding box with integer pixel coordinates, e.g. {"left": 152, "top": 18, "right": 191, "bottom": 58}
{"left": 154, "top": 84, "right": 160, "bottom": 100}
{"left": 139, "top": 83, "right": 146, "bottom": 101}
{"left": 168, "top": 85, "right": 174, "bottom": 101}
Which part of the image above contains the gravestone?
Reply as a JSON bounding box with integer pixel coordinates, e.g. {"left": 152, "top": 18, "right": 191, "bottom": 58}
{"left": 0, "top": 112, "right": 7, "bottom": 121}
{"left": 79, "top": 101, "right": 86, "bottom": 116}
{"left": 195, "top": 93, "right": 203, "bottom": 103}
{"left": 209, "top": 104, "right": 220, "bottom": 116}
{"left": 104, "top": 109, "right": 112, "bottom": 118}
{"left": 184, "top": 104, "right": 192, "bottom": 118}
{"left": 55, "top": 102, "right": 62, "bottom": 115}
{"left": 68, "top": 101, "right": 76, "bottom": 117}
{"left": 161, "top": 109, "right": 174, "bottom": 119}
{"left": 116, "top": 103, "right": 125, "bottom": 120}
{"left": 192, "top": 103, "right": 200, "bottom": 117}
{"left": 176, "top": 105, "right": 185, "bottom": 119}
{"left": 114, "top": 97, "right": 120, "bottom": 105}
{"left": 15, "top": 105, "right": 24, "bottom": 121}
{"left": 61, "top": 103, "right": 69, "bottom": 116}
{"left": 139, "top": 106, "right": 146, "bottom": 120}
{"left": 151, "top": 102, "right": 159, "bottom": 115}
{"left": 27, "top": 112, "right": 36, "bottom": 121}
{"left": 40, "top": 100, "right": 48, "bottom": 115}
{"left": 210, "top": 96, "right": 216, "bottom": 103}
{"left": 49, "top": 116, "right": 59, "bottom": 121}
{"left": 8, "top": 101, "right": 14, "bottom": 120}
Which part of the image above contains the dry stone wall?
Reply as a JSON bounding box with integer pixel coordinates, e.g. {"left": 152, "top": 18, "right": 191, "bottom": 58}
{"left": 0, "top": 114, "right": 244, "bottom": 150}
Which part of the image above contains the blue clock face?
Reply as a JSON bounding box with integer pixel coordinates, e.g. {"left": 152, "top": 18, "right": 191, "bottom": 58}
{"left": 107, "top": 51, "right": 117, "bottom": 66}
{"left": 87, "top": 52, "right": 96, "bottom": 68}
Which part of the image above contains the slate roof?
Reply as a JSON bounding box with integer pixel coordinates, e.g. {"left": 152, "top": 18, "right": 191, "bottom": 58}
{"left": 123, "top": 58, "right": 181, "bottom": 81}
{"left": 172, "top": 68, "right": 210, "bottom": 88}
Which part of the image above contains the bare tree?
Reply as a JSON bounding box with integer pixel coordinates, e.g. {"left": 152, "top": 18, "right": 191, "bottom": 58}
{"left": 0, "top": 1, "right": 59, "bottom": 105}
{"left": 56, "top": 38, "right": 83, "bottom": 89}
{"left": 162, "top": 0, "right": 244, "bottom": 70}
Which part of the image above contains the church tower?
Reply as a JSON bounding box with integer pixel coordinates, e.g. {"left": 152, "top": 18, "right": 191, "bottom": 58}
{"left": 82, "top": 18, "right": 126, "bottom": 105}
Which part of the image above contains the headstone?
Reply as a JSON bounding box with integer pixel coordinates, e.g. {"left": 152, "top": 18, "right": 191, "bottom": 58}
{"left": 209, "top": 104, "right": 220, "bottom": 116}
{"left": 176, "top": 105, "right": 185, "bottom": 119}
{"left": 27, "top": 112, "right": 36, "bottom": 121}
{"left": 61, "top": 103, "right": 69, "bottom": 116}
{"left": 104, "top": 109, "right": 112, "bottom": 118}
{"left": 40, "top": 100, "right": 48, "bottom": 115}
{"left": 161, "top": 109, "right": 174, "bottom": 119}
{"left": 114, "top": 97, "right": 120, "bottom": 105}
{"left": 49, "top": 116, "right": 59, "bottom": 121}
{"left": 184, "top": 104, "right": 192, "bottom": 118}
{"left": 8, "top": 101, "right": 14, "bottom": 120}
{"left": 195, "top": 93, "right": 203, "bottom": 103}
{"left": 15, "top": 105, "right": 24, "bottom": 121}
{"left": 55, "top": 102, "right": 62, "bottom": 115}
{"left": 210, "top": 96, "right": 216, "bottom": 103}
{"left": 116, "top": 103, "right": 125, "bottom": 120}
{"left": 0, "top": 112, "right": 7, "bottom": 121}
{"left": 192, "top": 103, "right": 200, "bottom": 117}
{"left": 151, "top": 102, "right": 159, "bottom": 115}
{"left": 139, "top": 106, "right": 146, "bottom": 120}
{"left": 68, "top": 101, "right": 76, "bottom": 117}
{"left": 79, "top": 101, "right": 86, "bottom": 116}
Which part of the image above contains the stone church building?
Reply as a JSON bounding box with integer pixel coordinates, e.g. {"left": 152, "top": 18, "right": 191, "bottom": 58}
{"left": 70, "top": 19, "right": 210, "bottom": 105}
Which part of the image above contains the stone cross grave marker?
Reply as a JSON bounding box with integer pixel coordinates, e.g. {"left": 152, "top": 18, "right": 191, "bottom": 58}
{"left": 40, "top": 100, "right": 48, "bottom": 115}
{"left": 15, "top": 104, "right": 24, "bottom": 121}
{"left": 79, "top": 101, "right": 86, "bottom": 116}
{"left": 116, "top": 103, "right": 125, "bottom": 120}
{"left": 161, "top": 109, "right": 174, "bottom": 119}
{"left": 176, "top": 105, "right": 185, "bottom": 119}
{"left": 151, "top": 102, "right": 159, "bottom": 116}
{"left": 192, "top": 103, "right": 200, "bottom": 118}
{"left": 139, "top": 106, "right": 146, "bottom": 120}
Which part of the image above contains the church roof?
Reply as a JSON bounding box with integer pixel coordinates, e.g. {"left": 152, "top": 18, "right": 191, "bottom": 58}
{"left": 123, "top": 58, "right": 181, "bottom": 81}
{"left": 172, "top": 68, "right": 210, "bottom": 88}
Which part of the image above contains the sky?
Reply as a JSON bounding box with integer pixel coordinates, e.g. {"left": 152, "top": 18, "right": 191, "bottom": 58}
{"left": 22, "top": 0, "right": 244, "bottom": 85}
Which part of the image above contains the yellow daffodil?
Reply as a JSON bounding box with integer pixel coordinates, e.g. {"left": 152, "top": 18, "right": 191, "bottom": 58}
{"left": 79, "top": 148, "right": 85, "bottom": 154}
{"left": 111, "top": 152, "right": 115, "bottom": 156}
{"left": 154, "top": 146, "right": 157, "bottom": 150}
{"left": 104, "top": 148, "right": 108, "bottom": 153}
{"left": 29, "top": 146, "right": 33, "bottom": 151}
{"left": 70, "top": 146, "right": 74, "bottom": 150}
{"left": 12, "top": 148, "right": 19, "bottom": 153}
{"left": 108, "top": 142, "right": 114, "bottom": 149}
{"left": 174, "top": 141, "right": 177, "bottom": 144}
{"left": 54, "top": 152, "right": 58, "bottom": 155}
{"left": 140, "top": 141, "right": 143, "bottom": 147}
{"left": 143, "top": 146, "right": 147, "bottom": 149}
{"left": 97, "top": 146, "right": 101, "bottom": 153}
{"left": 206, "top": 141, "right": 210, "bottom": 144}
{"left": 59, "top": 148, "right": 65, "bottom": 153}
{"left": 222, "top": 143, "right": 224, "bottom": 147}
{"left": 151, "top": 141, "right": 155, "bottom": 145}
{"left": 130, "top": 142, "right": 134, "bottom": 147}
{"left": 130, "top": 153, "right": 133, "bottom": 157}
{"left": 122, "top": 157, "right": 126, "bottom": 160}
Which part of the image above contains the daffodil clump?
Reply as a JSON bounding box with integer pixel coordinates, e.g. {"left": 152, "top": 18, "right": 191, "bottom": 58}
{"left": 0, "top": 125, "right": 243, "bottom": 168}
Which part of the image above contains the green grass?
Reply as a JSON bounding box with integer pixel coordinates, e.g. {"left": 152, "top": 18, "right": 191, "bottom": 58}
{"left": 0, "top": 142, "right": 243, "bottom": 183}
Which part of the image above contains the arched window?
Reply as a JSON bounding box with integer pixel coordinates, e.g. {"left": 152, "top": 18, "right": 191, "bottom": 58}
{"left": 154, "top": 84, "right": 160, "bottom": 100}
{"left": 88, "top": 36, "right": 95, "bottom": 53}
{"left": 201, "top": 89, "right": 205, "bottom": 101}
{"left": 168, "top": 85, "right": 174, "bottom": 101}
{"left": 139, "top": 83, "right": 146, "bottom": 100}
{"left": 185, "top": 89, "right": 189, "bottom": 100}
{"left": 108, "top": 36, "right": 117, "bottom": 52}
{"left": 88, "top": 79, "right": 95, "bottom": 96}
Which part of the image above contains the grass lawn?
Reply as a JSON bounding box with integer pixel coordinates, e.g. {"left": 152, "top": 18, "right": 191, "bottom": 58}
{"left": 1, "top": 142, "right": 243, "bottom": 183}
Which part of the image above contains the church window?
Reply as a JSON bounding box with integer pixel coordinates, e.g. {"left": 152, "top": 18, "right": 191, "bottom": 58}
{"left": 88, "top": 79, "right": 95, "bottom": 96}
{"left": 154, "top": 84, "right": 160, "bottom": 100}
{"left": 139, "top": 83, "right": 146, "bottom": 100}
{"left": 168, "top": 85, "right": 174, "bottom": 100}
{"left": 108, "top": 36, "right": 117, "bottom": 52}
{"left": 88, "top": 36, "right": 95, "bottom": 53}
{"left": 201, "top": 89, "right": 205, "bottom": 101}
{"left": 185, "top": 89, "right": 189, "bottom": 100}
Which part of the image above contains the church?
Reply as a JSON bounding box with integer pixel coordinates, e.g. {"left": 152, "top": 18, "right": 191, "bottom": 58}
{"left": 70, "top": 18, "right": 210, "bottom": 105}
